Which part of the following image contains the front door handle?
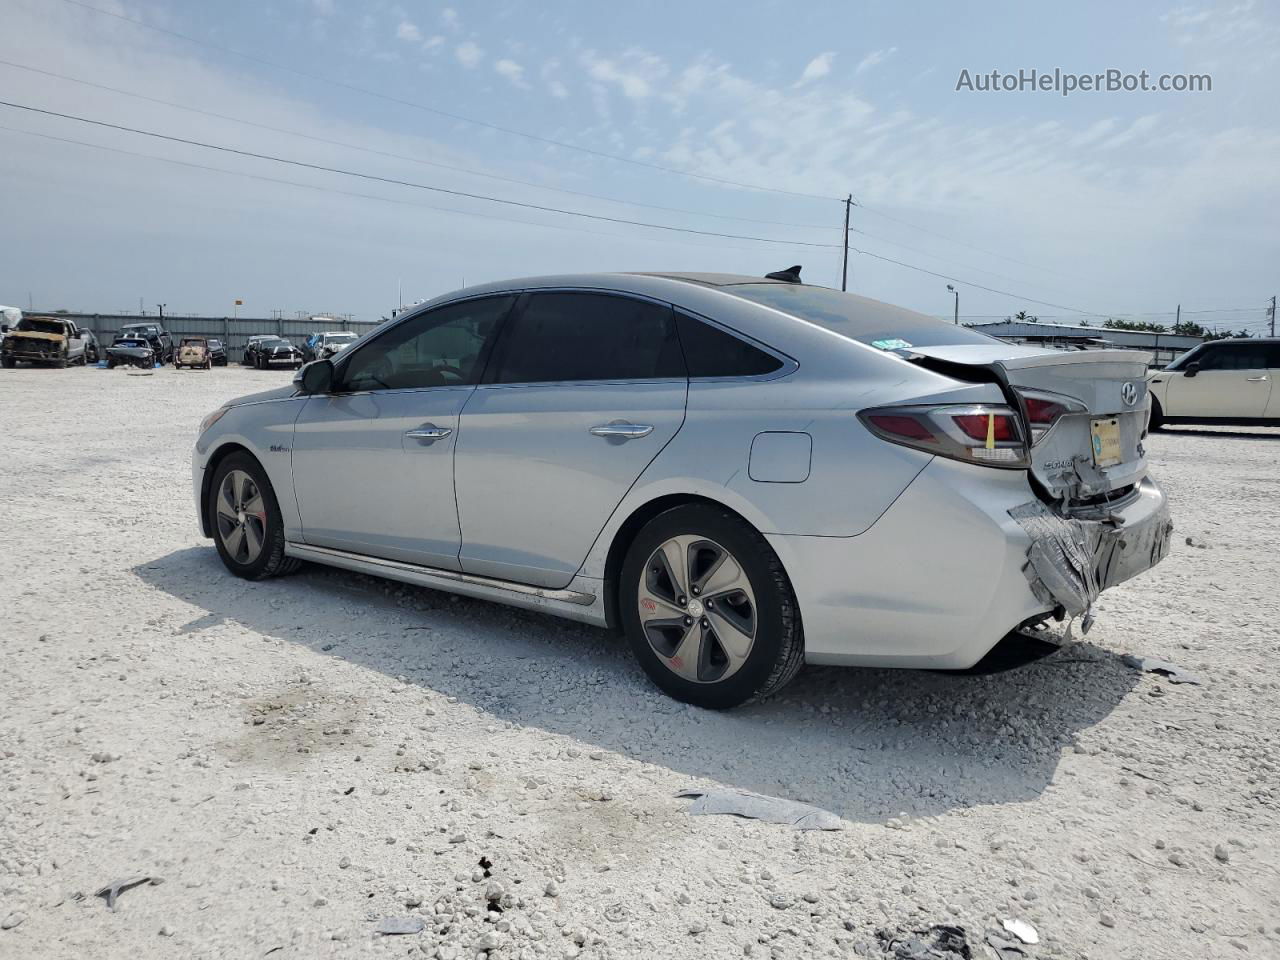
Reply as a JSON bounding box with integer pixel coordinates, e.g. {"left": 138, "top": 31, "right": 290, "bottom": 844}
{"left": 1246, "top": 376, "right": 1269, "bottom": 382}
{"left": 589, "top": 421, "right": 654, "bottom": 440}
{"left": 405, "top": 424, "right": 452, "bottom": 441}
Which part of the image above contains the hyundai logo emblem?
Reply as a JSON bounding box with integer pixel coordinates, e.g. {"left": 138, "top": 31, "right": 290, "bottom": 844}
{"left": 1121, "top": 381, "right": 1139, "bottom": 406}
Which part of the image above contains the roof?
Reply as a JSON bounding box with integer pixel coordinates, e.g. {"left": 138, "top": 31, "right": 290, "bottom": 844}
{"left": 629, "top": 272, "right": 795, "bottom": 287}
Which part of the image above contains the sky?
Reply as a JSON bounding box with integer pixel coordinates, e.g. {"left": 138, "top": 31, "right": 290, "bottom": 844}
{"left": 1, "top": 0, "right": 1278, "bottom": 331}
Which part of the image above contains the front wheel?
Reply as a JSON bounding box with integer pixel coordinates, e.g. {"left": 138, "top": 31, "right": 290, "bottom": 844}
{"left": 1148, "top": 397, "right": 1164, "bottom": 432}
{"left": 208, "top": 453, "right": 300, "bottom": 580}
{"left": 620, "top": 505, "right": 804, "bottom": 709}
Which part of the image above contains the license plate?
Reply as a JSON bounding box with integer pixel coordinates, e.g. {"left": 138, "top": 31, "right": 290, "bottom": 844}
{"left": 1090, "top": 417, "right": 1122, "bottom": 467}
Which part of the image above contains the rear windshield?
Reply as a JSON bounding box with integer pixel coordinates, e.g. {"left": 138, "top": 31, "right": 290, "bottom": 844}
{"left": 723, "top": 284, "right": 1000, "bottom": 352}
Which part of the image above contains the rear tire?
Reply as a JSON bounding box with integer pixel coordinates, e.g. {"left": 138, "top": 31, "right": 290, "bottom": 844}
{"left": 619, "top": 504, "right": 804, "bottom": 709}
{"left": 1148, "top": 396, "right": 1164, "bottom": 432}
{"left": 208, "top": 453, "right": 301, "bottom": 580}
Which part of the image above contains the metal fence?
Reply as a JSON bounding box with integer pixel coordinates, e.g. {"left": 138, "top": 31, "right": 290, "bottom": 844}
{"left": 39, "top": 312, "right": 385, "bottom": 363}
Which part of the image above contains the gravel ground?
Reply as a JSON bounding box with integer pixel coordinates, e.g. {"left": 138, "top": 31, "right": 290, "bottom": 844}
{"left": 2, "top": 364, "right": 1278, "bottom": 960}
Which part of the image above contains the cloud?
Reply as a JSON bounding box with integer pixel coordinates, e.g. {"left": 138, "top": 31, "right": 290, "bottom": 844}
{"left": 310, "top": 0, "right": 335, "bottom": 16}
{"left": 423, "top": 35, "right": 444, "bottom": 51}
{"left": 548, "top": 79, "right": 569, "bottom": 99}
{"left": 795, "top": 52, "right": 835, "bottom": 87}
{"left": 581, "top": 49, "right": 669, "bottom": 100}
{"left": 856, "top": 47, "right": 897, "bottom": 74}
{"left": 395, "top": 20, "right": 421, "bottom": 42}
{"left": 455, "top": 41, "right": 484, "bottom": 69}
{"left": 441, "top": 7, "right": 460, "bottom": 30}
{"left": 494, "top": 58, "right": 528, "bottom": 88}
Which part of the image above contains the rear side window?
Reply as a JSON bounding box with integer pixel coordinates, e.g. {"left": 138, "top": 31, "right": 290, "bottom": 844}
{"left": 723, "top": 283, "right": 999, "bottom": 351}
{"left": 489, "top": 292, "right": 684, "bottom": 384}
{"left": 676, "top": 312, "right": 783, "bottom": 377}
{"left": 1195, "top": 343, "right": 1270, "bottom": 371}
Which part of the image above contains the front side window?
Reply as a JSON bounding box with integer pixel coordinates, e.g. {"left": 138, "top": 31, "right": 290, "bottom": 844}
{"left": 1192, "top": 343, "right": 1270, "bottom": 371}
{"left": 339, "top": 295, "right": 513, "bottom": 392}
{"left": 489, "top": 292, "right": 684, "bottom": 384}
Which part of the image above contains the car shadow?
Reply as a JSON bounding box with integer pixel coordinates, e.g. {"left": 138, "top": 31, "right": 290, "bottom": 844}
{"left": 135, "top": 547, "right": 1139, "bottom": 825}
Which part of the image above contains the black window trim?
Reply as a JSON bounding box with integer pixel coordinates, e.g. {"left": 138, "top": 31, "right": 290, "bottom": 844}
{"left": 327, "top": 292, "right": 516, "bottom": 397}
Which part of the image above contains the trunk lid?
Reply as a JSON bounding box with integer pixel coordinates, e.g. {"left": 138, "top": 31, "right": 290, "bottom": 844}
{"left": 906, "top": 345, "right": 1151, "bottom": 504}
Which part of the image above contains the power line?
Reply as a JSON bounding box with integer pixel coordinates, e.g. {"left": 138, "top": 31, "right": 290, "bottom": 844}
{"left": 0, "top": 124, "right": 792, "bottom": 255}
{"left": 846, "top": 244, "right": 1105, "bottom": 316}
{"left": 0, "top": 58, "right": 839, "bottom": 232}
{"left": 0, "top": 99, "right": 842, "bottom": 249}
{"left": 57, "top": 0, "right": 838, "bottom": 201}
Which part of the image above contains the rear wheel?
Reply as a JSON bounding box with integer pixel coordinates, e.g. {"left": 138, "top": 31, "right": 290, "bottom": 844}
{"left": 208, "top": 454, "right": 300, "bottom": 580}
{"left": 620, "top": 504, "right": 803, "bottom": 709}
{"left": 1, "top": 356, "right": 14, "bottom": 369}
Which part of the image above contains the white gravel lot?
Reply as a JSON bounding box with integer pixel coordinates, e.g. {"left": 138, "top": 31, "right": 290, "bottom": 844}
{"left": 1, "top": 364, "right": 1278, "bottom": 960}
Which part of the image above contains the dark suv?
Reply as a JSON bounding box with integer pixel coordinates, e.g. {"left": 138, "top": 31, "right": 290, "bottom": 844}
{"left": 119, "top": 323, "right": 173, "bottom": 365}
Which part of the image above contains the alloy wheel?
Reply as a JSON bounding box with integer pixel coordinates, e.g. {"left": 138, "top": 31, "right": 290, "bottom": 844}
{"left": 216, "top": 469, "right": 267, "bottom": 565}
{"left": 637, "top": 535, "right": 757, "bottom": 683}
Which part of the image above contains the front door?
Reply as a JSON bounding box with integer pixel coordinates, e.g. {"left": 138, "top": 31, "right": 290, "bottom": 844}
{"left": 291, "top": 295, "right": 514, "bottom": 569}
{"left": 455, "top": 291, "right": 688, "bottom": 589}
{"left": 1165, "top": 342, "right": 1273, "bottom": 418}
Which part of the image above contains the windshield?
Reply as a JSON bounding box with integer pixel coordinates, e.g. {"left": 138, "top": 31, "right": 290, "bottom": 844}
{"left": 722, "top": 284, "right": 1001, "bottom": 352}
{"left": 181, "top": 339, "right": 205, "bottom": 347}
{"left": 17, "top": 318, "right": 66, "bottom": 335}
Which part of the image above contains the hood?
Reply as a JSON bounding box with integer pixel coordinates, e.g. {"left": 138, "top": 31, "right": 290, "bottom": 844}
{"left": 8, "top": 330, "right": 66, "bottom": 343}
{"left": 227, "top": 385, "right": 300, "bottom": 407}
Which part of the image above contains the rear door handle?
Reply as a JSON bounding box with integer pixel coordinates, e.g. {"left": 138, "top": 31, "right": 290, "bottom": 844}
{"left": 405, "top": 424, "right": 452, "bottom": 441}
{"left": 589, "top": 421, "right": 654, "bottom": 440}
{"left": 1246, "top": 376, "right": 1269, "bottom": 382}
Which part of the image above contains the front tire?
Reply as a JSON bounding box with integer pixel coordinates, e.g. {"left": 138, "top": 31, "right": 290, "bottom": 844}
{"left": 1148, "top": 396, "right": 1164, "bottom": 432}
{"left": 620, "top": 504, "right": 803, "bottom": 709}
{"left": 208, "top": 453, "right": 300, "bottom": 580}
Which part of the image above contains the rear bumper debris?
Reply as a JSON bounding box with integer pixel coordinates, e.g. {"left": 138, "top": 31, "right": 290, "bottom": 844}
{"left": 1009, "top": 478, "right": 1172, "bottom": 619}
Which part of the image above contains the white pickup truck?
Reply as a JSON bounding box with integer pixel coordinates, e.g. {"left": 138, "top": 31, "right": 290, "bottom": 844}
{"left": 0, "top": 315, "right": 89, "bottom": 368}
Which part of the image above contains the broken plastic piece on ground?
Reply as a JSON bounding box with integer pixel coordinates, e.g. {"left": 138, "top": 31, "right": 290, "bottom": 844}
{"left": 1000, "top": 918, "right": 1039, "bottom": 944}
{"left": 877, "top": 923, "right": 972, "bottom": 959}
{"left": 1121, "top": 654, "right": 1203, "bottom": 685}
{"left": 94, "top": 876, "right": 162, "bottom": 911}
{"left": 985, "top": 930, "right": 1027, "bottom": 959}
{"left": 676, "top": 788, "right": 842, "bottom": 830}
{"left": 374, "top": 917, "right": 425, "bottom": 935}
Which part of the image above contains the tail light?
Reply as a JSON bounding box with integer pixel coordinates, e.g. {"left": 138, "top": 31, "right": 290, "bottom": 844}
{"left": 860, "top": 404, "right": 1030, "bottom": 468}
{"left": 1018, "top": 390, "right": 1087, "bottom": 444}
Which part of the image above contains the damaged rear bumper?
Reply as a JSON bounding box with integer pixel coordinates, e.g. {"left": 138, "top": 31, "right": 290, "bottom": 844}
{"left": 1009, "top": 478, "right": 1172, "bottom": 619}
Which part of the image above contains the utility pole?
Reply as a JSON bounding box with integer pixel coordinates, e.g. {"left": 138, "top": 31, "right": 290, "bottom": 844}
{"left": 840, "top": 194, "right": 853, "bottom": 292}
{"left": 156, "top": 303, "right": 165, "bottom": 321}
{"left": 1175, "top": 303, "right": 1181, "bottom": 329}
{"left": 1269, "top": 295, "right": 1276, "bottom": 337}
{"left": 947, "top": 284, "right": 959, "bottom": 325}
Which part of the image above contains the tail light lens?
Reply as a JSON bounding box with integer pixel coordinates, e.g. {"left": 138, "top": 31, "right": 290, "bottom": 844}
{"left": 1018, "top": 390, "right": 1087, "bottom": 444}
{"left": 860, "top": 404, "right": 1030, "bottom": 469}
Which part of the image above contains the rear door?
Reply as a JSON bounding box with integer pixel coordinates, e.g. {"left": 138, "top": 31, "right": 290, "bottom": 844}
{"left": 291, "top": 295, "right": 513, "bottom": 569}
{"left": 455, "top": 291, "right": 688, "bottom": 588}
{"left": 1164, "top": 342, "right": 1272, "bottom": 418}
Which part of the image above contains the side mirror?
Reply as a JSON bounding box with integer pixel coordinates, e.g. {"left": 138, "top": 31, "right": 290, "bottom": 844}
{"left": 1184, "top": 361, "right": 1200, "bottom": 378}
{"left": 298, "top": 359, "right": 334, "bottom": 393}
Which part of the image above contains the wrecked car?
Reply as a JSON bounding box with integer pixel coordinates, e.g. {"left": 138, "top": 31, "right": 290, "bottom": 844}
{"left": 175, "top": 336, "right": 212, "bottom": 369}
{"left": 105, "top": 335, "right": 156, "bottom": 370}
{"left": 192, "top": 269, "right": 1172, "bottom": 709}
{"left": 119, "top": 322, "right": 173, "bottom": 365}
{"left": 0, "top": 315, "right": 89, "bottom": 368}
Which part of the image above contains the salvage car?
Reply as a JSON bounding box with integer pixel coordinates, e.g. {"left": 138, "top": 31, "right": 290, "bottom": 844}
{"left": 207, "top": 339, "right": 228, "bottom": 366}
{"left": 105, "top": 335, "right": 155, "bottom": 369}
{"left": 242, "top": 335, "right": 278, "bottom": 367}
{"left": 175, "top": 336, "right": 212, "bottom": 369}
{"left": 0, "top": 315, "right": 88, "bottom": 367}
{"left": 81, "top": 328, "right": 101, "bottom": 364}
{"left": 193, "top": 270, "right": 1173, "bottom": 708}
{"left": 1147, "top": 338, "right": 1280, "bottom": 428}
{"left": 251, "top": 337, "right": 303, "bottom": 369}
{"left": 119, "top": 322, "right": 173, "bottom": 365}
{"left": 303, "top": 330, "right": 358, "bottom": 362}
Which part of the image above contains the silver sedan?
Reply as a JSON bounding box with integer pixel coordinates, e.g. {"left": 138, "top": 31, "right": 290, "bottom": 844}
{"left": 192, "top": 270, "right": 1172, "bottom": 708}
